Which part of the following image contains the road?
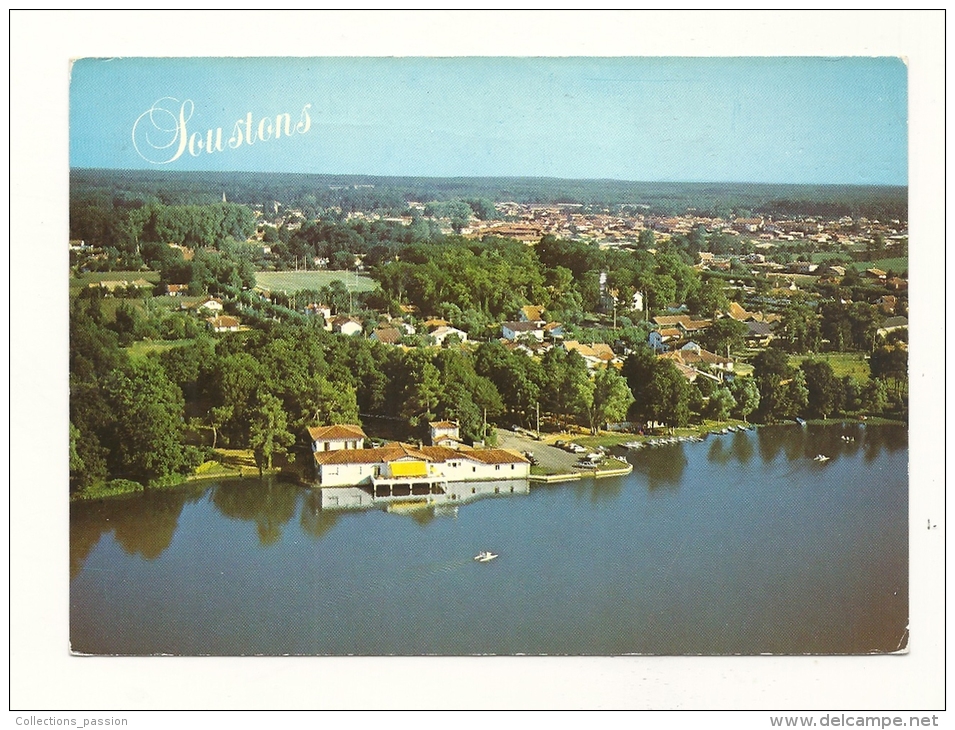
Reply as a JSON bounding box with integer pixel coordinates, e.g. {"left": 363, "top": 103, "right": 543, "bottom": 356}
{"left": 494, "top": 428, "right": 585, "bottom": 474}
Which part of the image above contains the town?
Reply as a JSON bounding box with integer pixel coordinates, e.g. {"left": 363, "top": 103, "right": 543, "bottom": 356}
{"left": 69, "top": 172, "right": 908, "bottom": 502}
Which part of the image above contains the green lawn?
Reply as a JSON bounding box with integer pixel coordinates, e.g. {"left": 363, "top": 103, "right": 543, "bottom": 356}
{"left": 846, "top": 257, "right": 908, "bottom": 275}
{"left": 69, "top": 270, "right": 159, "bottom": 294}
{"left": 255, "top": 270, "right": 376, "bottom": 294}
{"left": 125, "top": 339, "right": 194, "bottom": 360}
{"left": 790, "top": 352, "right": 870, "bottom": 383}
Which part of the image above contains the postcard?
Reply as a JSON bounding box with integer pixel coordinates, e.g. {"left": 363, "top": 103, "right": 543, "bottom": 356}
{"left": 67, "top": 54, "right": 911, "bottom": 658}
{"left": 11, "top": 9, "right": 945, "bottom": 713}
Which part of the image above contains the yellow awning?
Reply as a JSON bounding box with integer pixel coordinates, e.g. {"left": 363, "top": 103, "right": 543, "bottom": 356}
{"left": 388, "top": 461, "right": 428, "bottom": 478}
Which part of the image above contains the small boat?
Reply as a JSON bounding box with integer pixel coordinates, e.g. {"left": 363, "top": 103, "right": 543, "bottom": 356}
{"left": 796, "top": 418, "right": 807, "bottom": 426}
{"left": 813, "top": 454, "right": 830, "bottom": 462}
{"left": 474, "top": 551, "right": 498, "bottom": 563}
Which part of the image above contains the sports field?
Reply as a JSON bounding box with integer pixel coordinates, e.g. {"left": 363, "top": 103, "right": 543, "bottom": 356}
{"left": 254, "top": 270, "right": 376, "bottom": 294}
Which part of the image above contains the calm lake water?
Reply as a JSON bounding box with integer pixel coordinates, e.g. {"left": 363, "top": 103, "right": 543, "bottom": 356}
{"left": 70, "top": 424, "right": 907, "bottom": 655}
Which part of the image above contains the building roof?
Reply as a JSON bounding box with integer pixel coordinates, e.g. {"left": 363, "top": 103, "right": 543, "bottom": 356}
{"left": 881, "top": 316, "right": 908, "bottom": 329}
{"left": 429, "top": 421, "right": 459, "bottom": 430}
{"left": 564, "top": 341, "right": 616, "bottom": 361}
{"left": 661, "top": 348, "right": 732, "bottom": 368}
{"left": 421, "top": 318, "right": 450, "bottom": 330}
{"left": 313, "top": 441, "right": 528, "bottom": 467}
{"left": 652, "top": 314, "right": 711, "bottom": 331}
{"left": 746, "top": 321, "right": 775, "bottom": 337}
{"left": 332, "top": 315, "right": 361, "bottom": 327}
{"left": 207, "top": 315, "right": 239, "bottom": 328}
{"left": 727, "top": 302, "right": 754, "bottom": 321}
{"left": 502, "top": 321, "right": 543, "bottom": 332}
{"left": 653, "top": 315, "right": 686, "bottom": 327}
{"left": 464, "top": 449, "right": 530, "bottom": 465}
{"left": 371, "top": 327, "right": 402, "bottom": 344}
{"left": 430, "top": 325, "right": 465, "bottom": 338}
{"left": 520, "top": 305, "right": 545, "bottom": 323}
{"left": 307, "top": 424, "right": 367, "bottom": 442}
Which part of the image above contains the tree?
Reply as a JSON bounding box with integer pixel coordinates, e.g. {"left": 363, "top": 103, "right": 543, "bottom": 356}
{"left": 111, "top": 302, "right": 139, "bottom": 346}
{"left": 207, "top": 405, "right": 233, "bottom": 450}
{"left": 728, "top": 377, "right": 760, "bottom": 423}
{"left": 869, "top": 344, "right": 908, "bottom": 396}
{"left": 707, "top": 386, "right": 736, "bottom": 423}
{"left": 866, "top": 232, "right": 886, "bottom": 258}
{"left": 587, "top": 368, "right": 635, "bottom": 434}
{"left": 778, "top": 302, "right": 821, "bottom": 353}
{"left": 687, "top": 278, "right": 729, "bottom": 318}
{"left": 646, "top": 360, "right": 691, "bottom": 431}
{"left": 700, "top": 317, "right": 748, "bottom": 356}
{"left": 641, "top": 272, "right": 676, "bottom": 312}
{"left": 861, "top": 377, "right": 889, "bottom": 413}
{"left": 299, "top": 375, "right": 360, "bottom": 431}
{"left": 398, "top": 350, "right": 443, "bottom": 426}
{"left": 249, "top": 392, "right": 295, "bottom": 475}
{"left": 752, "top": 348, "right": 792, "bottom": 422}
{"left": 621, "top": 346, "right": 659, "bottom": 426}
{"left": 800, "top": 360, "right": 842, "bottom": 419}
{"left": 541, "top": 347, "right": 594, "bottom": 430}
{"left": 102, "top": 359, "right": 186, "bottom": 484}
{"left": 210, "top": 352, "right": 263, "bottom": 445}
{"left": 778, "top": 369, "right": 809, "bottom": 420}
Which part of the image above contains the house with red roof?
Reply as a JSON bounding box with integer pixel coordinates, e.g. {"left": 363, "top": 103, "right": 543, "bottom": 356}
{"left": 307, "top": 424, "right": 367, "bottom": 453}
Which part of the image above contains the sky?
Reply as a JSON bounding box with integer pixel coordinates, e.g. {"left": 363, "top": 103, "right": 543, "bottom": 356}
{"left": 70, "top": 56, "right": 906, "bottom": 185}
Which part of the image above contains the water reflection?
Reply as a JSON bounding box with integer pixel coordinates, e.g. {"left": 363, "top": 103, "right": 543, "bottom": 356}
{"left": 757, "top": 426, "right": 786, "bottom": 463}
{"left": 751, "top": 422, "right": 907, "bottom": 466}
{"left": 707, "top": 438, "right": 733, "bottom": 466}
{"left": 211, "top": 478, "right": 299, "bottom": 546}
{"left": 299, "top": 490, "right": 340, "bottom": 540}
{"left": 862, "top": 424, "right": 907, "bottom": 461}
{"left": 631, "top": 445, "right": 687, "bottom": 490}
{"left": 783, "top": 428, "right": 807, "bottom": 462}
{"left": 317, "top": 478, "right": 530, "bottom": 524}
{"left": 70, "top": 425, "right": 908, "bottom": 656}
{"left": 70, "top": 484, "right": 206, "bottom": 577}
{"left": 70, "top": 425, "right": 907, "bottom": 570}
{"left": 571, "top": 476, "right": 624, "bottom": 504}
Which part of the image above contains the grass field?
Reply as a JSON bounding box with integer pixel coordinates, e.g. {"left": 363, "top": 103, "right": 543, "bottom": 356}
{"left": 790, "top": 352, "right": 870, "bottom": 383}
{"left": 69, "top": 270, "right": 160, "bottom": 295}
{"left": 125, "top": 339, "right": 193, "bottom": 359}
{"left": 847, "top": 257, "right": 908, "bottom": 275}
{"left": 255, "top": 270, "right": 376, "bottom": 294}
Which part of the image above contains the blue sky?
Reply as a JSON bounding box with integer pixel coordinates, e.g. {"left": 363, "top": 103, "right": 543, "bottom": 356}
{"left": 70, "top": 56, "right": 907, "bottom": 185}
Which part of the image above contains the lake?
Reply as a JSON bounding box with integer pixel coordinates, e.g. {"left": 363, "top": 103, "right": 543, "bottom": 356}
{"left": 70, "top": 424, "right": 907, "bottom": 656}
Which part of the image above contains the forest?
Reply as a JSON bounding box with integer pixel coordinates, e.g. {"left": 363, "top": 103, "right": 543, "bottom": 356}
{"left": 71, "top": 168, "right": 908, "bottom": 220}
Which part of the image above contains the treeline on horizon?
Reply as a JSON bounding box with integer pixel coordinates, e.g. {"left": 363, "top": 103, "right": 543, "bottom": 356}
{"left": 70, "top": 168, "right": 908, "bottom": 221}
